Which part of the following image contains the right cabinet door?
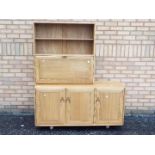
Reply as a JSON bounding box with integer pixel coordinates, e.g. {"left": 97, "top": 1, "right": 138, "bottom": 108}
{"left": 94, "top": 89, "right": 125, "bottom": 125}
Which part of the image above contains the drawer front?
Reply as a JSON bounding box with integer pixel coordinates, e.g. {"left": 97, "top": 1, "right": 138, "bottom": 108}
{"left": 35, "top": 56, "right": 94, "bottom": 84}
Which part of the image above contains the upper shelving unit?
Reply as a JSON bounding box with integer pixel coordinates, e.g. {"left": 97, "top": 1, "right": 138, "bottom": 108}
{"left": 34, "top": 23, "right": 95, "bottom": 55}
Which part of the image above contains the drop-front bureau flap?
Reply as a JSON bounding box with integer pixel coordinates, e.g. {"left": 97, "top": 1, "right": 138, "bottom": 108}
{"left": 35, "top": 55, "right": 94, "bottom": 84}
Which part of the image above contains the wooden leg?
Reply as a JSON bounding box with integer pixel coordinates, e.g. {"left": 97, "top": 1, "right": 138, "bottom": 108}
{"left": 49, "top": 126, "right": 54, "bottom": 130}
{"left": 106, "top": 126, "right": 110, "bottom": 129}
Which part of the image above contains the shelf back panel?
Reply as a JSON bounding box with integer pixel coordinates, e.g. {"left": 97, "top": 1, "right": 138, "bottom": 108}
{"left": 36, "top": 40, "right": 63, "bottom": 54}
{"left": 35, "top": 24, "right": 63, "bottom": 39}
{"left": 36, "top": 40, "right": 93, "bottom": 55}
{"left": 63, "top": 40, "right": 93, "bottom": 55}
{"left": 62, "top": 24, "right": 94, "bottom": 40}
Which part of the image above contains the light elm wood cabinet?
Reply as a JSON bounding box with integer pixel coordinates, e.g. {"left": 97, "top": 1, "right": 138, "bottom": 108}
{"left": 34, "top": 22, "right": 125, "bottom": 128}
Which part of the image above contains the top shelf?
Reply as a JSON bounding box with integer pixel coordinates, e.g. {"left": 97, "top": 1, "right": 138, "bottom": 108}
{"left": 34, "top": 23, "right": 95, "bottom": 55}
{"left": 34, "top": 23, "right": 95, "bottom": 40}
{"left": 35, "top": 38, "right": 94, "bottom": 41}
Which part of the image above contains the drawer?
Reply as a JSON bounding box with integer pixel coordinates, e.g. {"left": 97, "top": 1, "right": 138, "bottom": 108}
{"left": 35, "top": 56, "right": 94, "bottom": 84}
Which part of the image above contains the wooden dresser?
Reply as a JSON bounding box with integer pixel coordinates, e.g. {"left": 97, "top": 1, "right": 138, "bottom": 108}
{"left": 34, "top": 22, "right": 125, "bottom": 128}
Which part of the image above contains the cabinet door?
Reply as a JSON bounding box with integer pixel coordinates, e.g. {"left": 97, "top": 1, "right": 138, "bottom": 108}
{"left": 94, "top": 89, "right": 125, "bottom": 125}
{"left": 35, "top": 56, "right": 94, "bottom": 84}
{"left": 35, "top": 87, "right": 65, "bottom": 126}
{"left": 66, "top": 87, "right": 94, "bottom": 125}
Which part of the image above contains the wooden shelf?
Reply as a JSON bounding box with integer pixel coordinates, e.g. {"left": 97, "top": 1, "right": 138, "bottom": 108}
{"left": 35, "top": 38, "right": 93, "bottom": 41}
{"left": 35, "top": 39, "right": 94, "bottom": 55}
{"left": 35, "top": 54, "right": 94, "bottom": 56}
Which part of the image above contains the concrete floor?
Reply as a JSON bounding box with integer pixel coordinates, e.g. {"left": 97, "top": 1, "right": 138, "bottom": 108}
{"left": 0, "top": 115, "right": 155, "bottom": 135}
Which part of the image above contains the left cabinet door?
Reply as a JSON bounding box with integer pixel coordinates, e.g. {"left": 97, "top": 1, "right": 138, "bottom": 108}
{"left": 35, "top": 86, "right": 66, "bottom": 126}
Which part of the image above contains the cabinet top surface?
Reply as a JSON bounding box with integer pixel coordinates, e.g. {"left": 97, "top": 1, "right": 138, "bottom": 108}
{"left": 35, "top": 81, "right": 125, "bottom": 91}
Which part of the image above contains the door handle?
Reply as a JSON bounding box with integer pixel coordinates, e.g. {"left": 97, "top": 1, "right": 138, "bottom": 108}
{"left": 96, "top": 97, "right": 100, "bottom": 103}
{"left": 60, "top": 97, "right": 65, "bottom": 103}
{"left": 96, "top": 97, "right": 101, "bottom": 107}
{"left": 66, "top": 97, "right": 71, "bottom": 103}
{"left": 95, "top": 97, "right": 101, "bottom": 115}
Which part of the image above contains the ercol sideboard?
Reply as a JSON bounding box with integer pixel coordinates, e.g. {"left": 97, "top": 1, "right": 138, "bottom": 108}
{"left": 34, "top": 22, "right": 125, "bottom": 129}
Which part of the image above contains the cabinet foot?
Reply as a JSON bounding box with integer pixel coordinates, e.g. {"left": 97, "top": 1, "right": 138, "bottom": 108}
{"left": 49, "top": 126, "right": 54, "bottom": 130}
{"left": 106, "top": 126, "right": 110, "bottom": 129}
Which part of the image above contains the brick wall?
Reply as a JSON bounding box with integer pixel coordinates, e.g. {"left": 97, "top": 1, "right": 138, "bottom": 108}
{"left": 0, "top": 19, "right": 155, "bottom": 114}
